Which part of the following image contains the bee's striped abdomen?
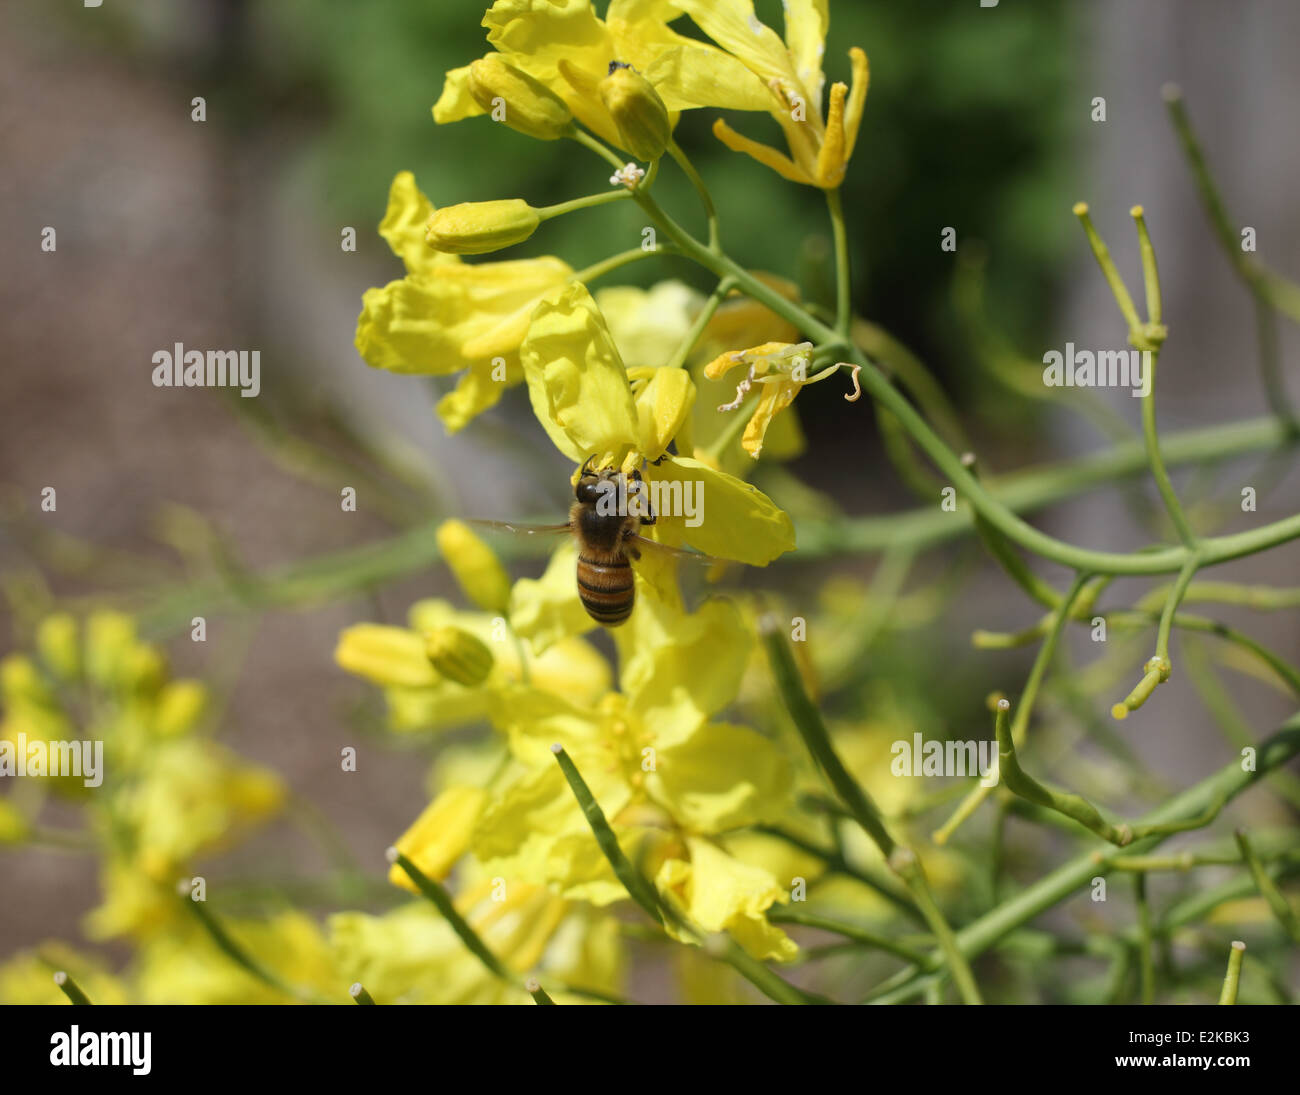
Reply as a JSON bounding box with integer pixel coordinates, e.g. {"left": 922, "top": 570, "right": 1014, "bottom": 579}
{"left": 576, "top": 554, "right": 634, "bottom": 626}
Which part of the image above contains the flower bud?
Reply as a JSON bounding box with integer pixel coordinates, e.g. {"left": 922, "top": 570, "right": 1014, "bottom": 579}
{"left": 335, "top": 625, "right": 438, "bottom": 688}
{"left": 425, "top": 626, "right": 495, "bottom": 687}
{"left": 467, "top": 54, "right": 573, "bottom": 140}
{"left": 600, "top": 62, "right": 670, "bottom": 162}
{"left": 436, "top": 519, "right": 511, "bottom": 613}
{"left": 425, "top": 199, "right": 540, "bottom": 255}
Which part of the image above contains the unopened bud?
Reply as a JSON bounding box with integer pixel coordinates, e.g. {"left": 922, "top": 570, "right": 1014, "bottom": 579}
{"left": 426, "top": 199, "right": 540, "bottom": 255}
{"left": 468, "top": 54, "right": 573, "bottom": 141}
{"left": 436, "top": 520, "right": 511, "bottom": 613}
{"left": 425, "top": 626, "right": 495, "bottom": 686}
{"left": 600, "top": 62, "right": 670, "bottom": 162}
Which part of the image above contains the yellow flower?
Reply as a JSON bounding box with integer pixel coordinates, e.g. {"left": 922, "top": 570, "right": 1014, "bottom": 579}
{"left": 433, "top": 0, "right": 757, "bottom": 157}
{"left": 654, "top": 0, "right": 869, "bottom": 189}
{"left": 335, "top": 598, "right": 611, "bottom": 733}
{"left": 656, "top": 836, "right": 797, "bottom": 961}
{"left": 459, "top": 586, "right": 796, "bottom": 957}
{"left": 705, "top": 339, "right": 845, "bottom": 458}
{"left": 0, "top": 943, "right": 130, "bottom": 1005}
{"left": 388, "top": 785, "right": 488, "bottom": 889}
{"left": 330, "top": 878, "right": 624, "bottom": 1005}
{"left": 135, "top": 913, "right": 341, "bottom": 1005}
{"left": 519, "top": 280, "right": 795, "bottom": 563}
{"left": 436, "top": 518, "right": 512, "bottom": 614}
{"left": 355, "top": 172, "right": 572, "bottom": 432}
{"left": 595, "top": 279, "right": 703, "bottom": 369}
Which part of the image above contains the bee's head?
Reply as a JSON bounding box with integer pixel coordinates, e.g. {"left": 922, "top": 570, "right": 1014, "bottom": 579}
{"left": 575, "top": 458, "right": 614, "bottom": 504}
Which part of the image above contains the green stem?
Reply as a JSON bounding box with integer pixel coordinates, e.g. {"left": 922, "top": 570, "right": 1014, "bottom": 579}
{"left": 637, "top": 182, "right": 1300, "bottom": 575}
{"left": 667, "top": 139, "right": 718, "bottom": 250}
{"left": 866, "top": 715, "right": 1300, "bottom": 1003}
{"left": 349, "top": 983, "right": 376, "bottom": 1005}
{"left": 935, "top": 572, "right": 1093, "bottom": 843}
{"left": 569, "top": 127, "right": 629, "bottom": 172}
{"left": 762, "top": 618, "right": 981, "bottom": 1003}
{"left": 1140, "top": 347, "right": 1198, "bottom": 546}
{"left": 53, "top": 971, "right": 92, "bottom": 1006}
{"left": 1156, "top": 551, "right": 1202, "bottom": 660}
{"left": 1135, "top": 873, "right": 1155, "bottom": 1004}
{"left": 766, "top": 906, "right": 930, "bottom": 965}
{"left": 184, "top": 893, "right": 315, "bottom": 1002}
{"left": 826, "top": 187, "right": 852, "bottom": 336}
{"left": 993, "top": 698, "right": 1133, "bottom": 846}
{"left": 570, "top": 247, "right": 658, "bottom": 286}
{"left": 536, "top": 187, "right": 632, "bottom": 219}
{"left": 1218, "top": 941, "right": 1245, "bottom": 1005}
{"left": 525, "top": 978, "right": 556, "bottom": 1005}
{"left": 550, "top": 746, "right": 664, "bottom": 926}
{"left": 663, "top": 276, "right": 734, "bottom": 372}
{"left": 1234, "top": 829, "right": 1300, "bottom": 942}
{"left": 388, "top": 849, "right": 513, "bottom": 981}
{"left": 1073, "top": 203, "right": 1143, "bottom": 331}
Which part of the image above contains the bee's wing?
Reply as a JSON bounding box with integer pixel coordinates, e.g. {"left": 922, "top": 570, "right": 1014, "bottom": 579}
{"left": 468, "top": 519, "right": 572, "bottom": 537}
{"left": 628, "top": 533, "right": 727, "bottom": 568}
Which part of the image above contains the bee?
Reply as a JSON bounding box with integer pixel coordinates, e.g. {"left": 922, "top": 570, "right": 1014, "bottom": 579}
{"left": 475, "top": 458, "right": 708, "bottom": 627}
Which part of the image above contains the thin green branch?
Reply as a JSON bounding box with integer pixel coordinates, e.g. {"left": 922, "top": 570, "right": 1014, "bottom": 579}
{"left": 865, "top": 715, "right": 1300, "bottom": 1003}
{"left": 761, "top": 619, "right": 981, "bottom": 1004}
{"left": 1218, "top": 941, "right": 1245, "bottom": 1005}
{"left": 1135, "top": 873, "right": 1155, "bottom": 1004}
{"left": 1234, "top": 829, "right": 1300, "bottom": 942}
{"left": 388, "top": 849, "right": 513, "bottom": 981}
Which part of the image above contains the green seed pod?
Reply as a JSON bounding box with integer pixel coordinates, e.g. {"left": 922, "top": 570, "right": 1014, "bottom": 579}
{"left": 425, "top": 626, "right": 495, "bottom": 687}
{"left": 600, "top": 62, "right": 670, "bottom": 162}
{"left": 425, "top": 199, "right": 541, "bottom": 255}
{"left": 468, "top": 54, "right": 573, "bottom": 141}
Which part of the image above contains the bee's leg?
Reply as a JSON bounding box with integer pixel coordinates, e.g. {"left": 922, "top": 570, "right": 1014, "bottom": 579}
{"left": 629, "top": 467, "right": 656, "bottom": 525}
{"left": 649, "top": 452, "right": 670, "bottom": 465}
{"left": 580, "top": 455, "right": 596, "bottom": 477}
{"left": 622, "top": 526, "right": 642, "bottom": 560}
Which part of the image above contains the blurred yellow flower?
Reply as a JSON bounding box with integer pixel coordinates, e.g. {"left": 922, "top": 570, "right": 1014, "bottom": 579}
{"left": 330, "top": 877, "right": 624, "bottom": 1005}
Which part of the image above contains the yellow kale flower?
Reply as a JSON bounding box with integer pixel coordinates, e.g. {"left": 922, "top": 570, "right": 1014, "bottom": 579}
{"left": 432, "top": 0, "right": 759, "bottom": 157}
{"left": 355, "top": 172, "right": 572, "bottom": 432}
{"left": 654, "top": 0, "right": 869, "bottom": 189}
{"left": 519, "top": 280, "right": 795, "bottom": 564}
{"left": 330, "top": 876, "right": 624, "bottom": 1005}
{"left": 334, "top": 597, "right": 612, "bottom": 733}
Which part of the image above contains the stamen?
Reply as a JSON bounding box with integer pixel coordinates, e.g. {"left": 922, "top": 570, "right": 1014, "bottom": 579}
{"left": 718, "top": 364, "right": 757, "bottom": 411}
{"left": 844, "top": 364, "right": 862, "bottom": 401}
{"left": 609, "top": 162, "right": 645, "bottom": 188}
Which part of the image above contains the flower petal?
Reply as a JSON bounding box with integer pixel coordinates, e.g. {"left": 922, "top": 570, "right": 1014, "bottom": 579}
{"left": 634, "top": 367, "right": 695, "bottom": 461}
{"left": 643, "top": 454, "right": 795, "bottom": 564}
{"left": 711, "top": 118, "right": 810, "bottom": 186}
{"left": 520, "top": 282, "right": 640, "bottom": 466}
{"left": 655, "top": 837, "right": 797, "bottom": 961}
{"left": 432, "top": 64, "right": 486, "bottom": 125}
{"left": 379, "top": 172, "right": 455, "bottom": 277}
{"left": 650, "top": 721, "right": 792, "bottom": 832}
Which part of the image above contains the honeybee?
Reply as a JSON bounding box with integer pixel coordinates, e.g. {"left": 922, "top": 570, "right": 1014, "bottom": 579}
{"left": 475, "top": 458, "right": 709, "bottom": 627}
